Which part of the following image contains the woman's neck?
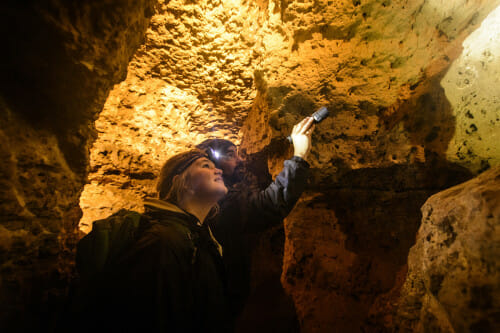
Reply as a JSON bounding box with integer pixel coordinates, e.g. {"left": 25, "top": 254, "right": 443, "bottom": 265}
{"left": 178, "top": 197, "right": 215, "bottom": 224}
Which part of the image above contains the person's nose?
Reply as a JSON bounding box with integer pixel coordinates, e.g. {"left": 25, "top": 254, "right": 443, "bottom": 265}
{"left": 214, "top": 168, "right": 223, "bottom": 175}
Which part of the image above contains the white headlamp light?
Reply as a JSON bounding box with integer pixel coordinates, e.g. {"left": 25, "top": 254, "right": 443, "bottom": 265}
{"left": 209, "top": 148, "right": 221, "bottom": 160}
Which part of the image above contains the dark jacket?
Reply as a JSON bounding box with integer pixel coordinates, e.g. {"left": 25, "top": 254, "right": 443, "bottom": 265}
{"left": 74, "top": 199, "right": 230, "bottom": 333}
{"left": 208, "top": 156, "right": 310, "bottom": 316}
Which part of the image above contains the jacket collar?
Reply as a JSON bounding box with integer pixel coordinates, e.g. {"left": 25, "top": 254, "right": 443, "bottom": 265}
{"left": 143, "top": 197, "right": 202, "bottom": 226}
{"left": 143, "top": 197, "right": 188, "bottom": 215}
{"left": 143, "top": 197, "right": 223, "bottom": 256}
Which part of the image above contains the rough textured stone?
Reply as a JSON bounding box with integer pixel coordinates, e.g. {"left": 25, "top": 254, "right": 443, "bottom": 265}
{"left": 0, "top": 1, "right": 155, "bottom": 331}
{"left": 0, "top": 100, "right": 83, "bottom": 332}
{"left": 442, "top": 6, "right": 500, "bottom": 173}
{"left": 79, "top": 0, "right": 268, "bottom": 229}
{"left": 281, "top": 162, "right": 472, "bottom": 332}
{"left": 76, "top": 0, "right": 500, "bottom": 331}
{"left": 1, "top": 0, "right": 500, "bottom": 332}
{"left": 80, "top": 0, "right": 500, "bottom": 226}
{"left": 240, "top": 0, "right": 500, "bottom": 176}
{"left": 396, "top": 165, "right": 500, "bottom": 332}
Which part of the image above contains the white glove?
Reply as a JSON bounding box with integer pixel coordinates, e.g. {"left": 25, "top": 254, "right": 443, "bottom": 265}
{"left": 290, "top": 117, "right": 315, "bottom": 161}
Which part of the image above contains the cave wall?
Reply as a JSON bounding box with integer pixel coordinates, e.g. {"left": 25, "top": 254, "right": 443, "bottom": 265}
{"left": 79, "top": 0, "right": 268, "bottom": 231}
{"left": 77, "top": 0, "right": 500, "bottom": 332}
{"left": 1, "top": 0, "right": 499, "bottom": 332}
{"left": 281, "top": 162, "right": 474, "bottom": 332}
{"left": 0, "top": 0, "right": 155, "bottom": 331}
{"left": 396, "top": 165, "right": 500, "bottom": 332}
{"left": 442, "top": 5, "right": 500, "bottom": 173}
{"left": 238, "top": 1, "right": 500, "bottom": 331}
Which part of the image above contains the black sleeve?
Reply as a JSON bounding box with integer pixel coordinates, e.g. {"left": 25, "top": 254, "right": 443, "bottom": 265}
{"left": 246, "top": 155, "right": 310, "bottom": 222}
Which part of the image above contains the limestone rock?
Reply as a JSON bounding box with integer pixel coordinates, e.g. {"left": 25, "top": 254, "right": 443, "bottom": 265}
{"left": 0, "top": 1, "right": 155, "bottom": 331}
{"left": 241, "top": 0, "right": 500, "bottom": 179}
{"left": 79, "top": 0, "right": 266, "bottom": 227}
{"left": 396, "top": 166, "right": 500, "bottom": 332}
{"left": 76, "top": 1, "right": 500, "bottom": 331}
{"left": 81, "top": 0, "right": 500, "bottom": 232}
{"left": 442, "top": 6, "right": 500, "bottom": 173}
{"left": 281, "top": 162, "right": 472, "bottom": 332}
{"left": 2, "top": 0, "right": 500, "bottom": 332}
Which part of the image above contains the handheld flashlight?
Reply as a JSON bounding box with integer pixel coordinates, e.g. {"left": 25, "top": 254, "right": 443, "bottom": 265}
{"left": 287, "top": 106, "right": 329, "bottom": 143}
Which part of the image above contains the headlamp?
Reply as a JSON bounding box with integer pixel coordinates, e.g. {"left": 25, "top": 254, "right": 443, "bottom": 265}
{"left": 209, "top": 148, "right": 221, "bottom": 160}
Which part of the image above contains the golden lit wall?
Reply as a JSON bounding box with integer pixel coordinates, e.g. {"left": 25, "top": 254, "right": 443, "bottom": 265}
{"left": 76, "top": 0, "right": 500, "bottom": 332}
{"left": 79, "top": 0, "right": 267, "bottom": 231}
{"left": 80, "top": 0, "right": 500, "bottom": 229}
{"left": 1, "top": 0, "right": 498, "bottom": 332}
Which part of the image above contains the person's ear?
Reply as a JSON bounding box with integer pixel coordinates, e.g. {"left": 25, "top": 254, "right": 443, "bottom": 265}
{"left": 179, "top": 173, "right": 195, "bottom": 195}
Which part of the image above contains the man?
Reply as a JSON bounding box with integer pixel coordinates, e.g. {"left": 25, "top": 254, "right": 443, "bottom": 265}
{"left": 196, "top": 117, "right": 315, "bottom": 319}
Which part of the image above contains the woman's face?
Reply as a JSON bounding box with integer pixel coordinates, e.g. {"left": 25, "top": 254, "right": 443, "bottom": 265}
{"left": 185, "top": 157, "right": 227, "bottom": 201}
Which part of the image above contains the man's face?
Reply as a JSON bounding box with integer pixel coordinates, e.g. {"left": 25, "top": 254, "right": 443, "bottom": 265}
{"left": 217, "top": 146, "right": 242, "bottom": 177}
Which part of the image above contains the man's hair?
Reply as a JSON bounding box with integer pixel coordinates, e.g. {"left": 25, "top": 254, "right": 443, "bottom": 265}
{"left": 195, "top": 139, "right": 235, "bottom": 166}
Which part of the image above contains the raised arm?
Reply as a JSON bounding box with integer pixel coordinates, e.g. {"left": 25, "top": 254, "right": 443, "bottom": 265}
{"left": 245, "top": 117, "right": 315, "bottom": 227}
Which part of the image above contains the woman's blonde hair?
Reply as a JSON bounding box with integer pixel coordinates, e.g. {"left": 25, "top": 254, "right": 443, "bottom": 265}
{"left": 163, "top": 171, "right": 190, "bottom": 204}
{"left": 157, "top": 150, "right": 220, "bottom": 219}
{"left": 157, "top": 150, "right": 206, "bottom": 200}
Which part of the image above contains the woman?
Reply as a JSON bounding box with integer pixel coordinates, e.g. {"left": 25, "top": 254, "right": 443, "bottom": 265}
{"left": 78, "top": 150, "right": 231, "bottom": 333}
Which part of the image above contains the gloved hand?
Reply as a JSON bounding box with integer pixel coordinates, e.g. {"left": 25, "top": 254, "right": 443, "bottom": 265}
{"left": 290, "top": 117, "right": 315, "bottom": 161}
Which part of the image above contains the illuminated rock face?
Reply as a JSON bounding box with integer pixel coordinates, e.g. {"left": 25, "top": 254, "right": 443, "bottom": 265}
{"left": 442, "top": 6, "right": 500, "bottom": 173}
{"left": 81, "top": 0, "right": 500, "bottom": 227}
{"left": 79, "top": 0, "right": 264, "bottom": 230}
{"left": 1, "top": 0, "right": 500, "bottom": 332}
{"left": 396, "top": 166, "right": 500, "bottom": 332}
{"left": 79, "top": 0, "right": 499, "bottom": 332}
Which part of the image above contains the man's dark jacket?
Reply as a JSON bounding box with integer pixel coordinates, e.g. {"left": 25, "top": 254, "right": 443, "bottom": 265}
{"left": 209, "top": 156, "right": 310, "bottom": 316}
{"left": 72, "top": 199, "right": 230, "bottom": 333}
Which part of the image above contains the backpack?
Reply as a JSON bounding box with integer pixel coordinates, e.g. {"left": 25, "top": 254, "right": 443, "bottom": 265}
{"left": 76, "top": 209, "right": 147, "bottom": 282}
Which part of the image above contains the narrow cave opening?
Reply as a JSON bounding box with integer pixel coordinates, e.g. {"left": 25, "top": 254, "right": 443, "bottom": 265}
{"left": 0, "top": 1, "right": 499, "bottom": 332}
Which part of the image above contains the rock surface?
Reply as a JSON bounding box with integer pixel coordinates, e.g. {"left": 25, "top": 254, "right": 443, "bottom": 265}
{"left": 281, "top": 162, "right": 472, "bottom": 332}
{"left": 442, "top": 5, "right": 500, "bottom": 173}
{"left": 80, "top": 0, "right": 500, "bottom": 228}
{"left": 1, "top": 0, "right": 500, "bottom": 332}
{"left": 79, "top": 0, "right": 267, "bottom": 229}
{"left": 77, "top": 0, "right": 500, "bottom": 331}
{"left": 396, "top": 165, "right": 500, "bottom": 332}
{"left": 0, "top": 1, "right": 155, "bottom": 331}
{"left": 0, "top": 101, "right": 82, "bottom": 332}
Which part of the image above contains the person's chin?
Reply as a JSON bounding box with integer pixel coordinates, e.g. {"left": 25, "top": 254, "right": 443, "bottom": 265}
{"left": 214, "top": 183, "right": 228, "bottom": 196}
{"left": 221, "top": 183, "right": 228, "bottom": 193}
{"left": 213, "top": 189, "right": 227, "bottom": 201}
{"left": 229, "top": 171, "right": 243, "bottom": 184}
